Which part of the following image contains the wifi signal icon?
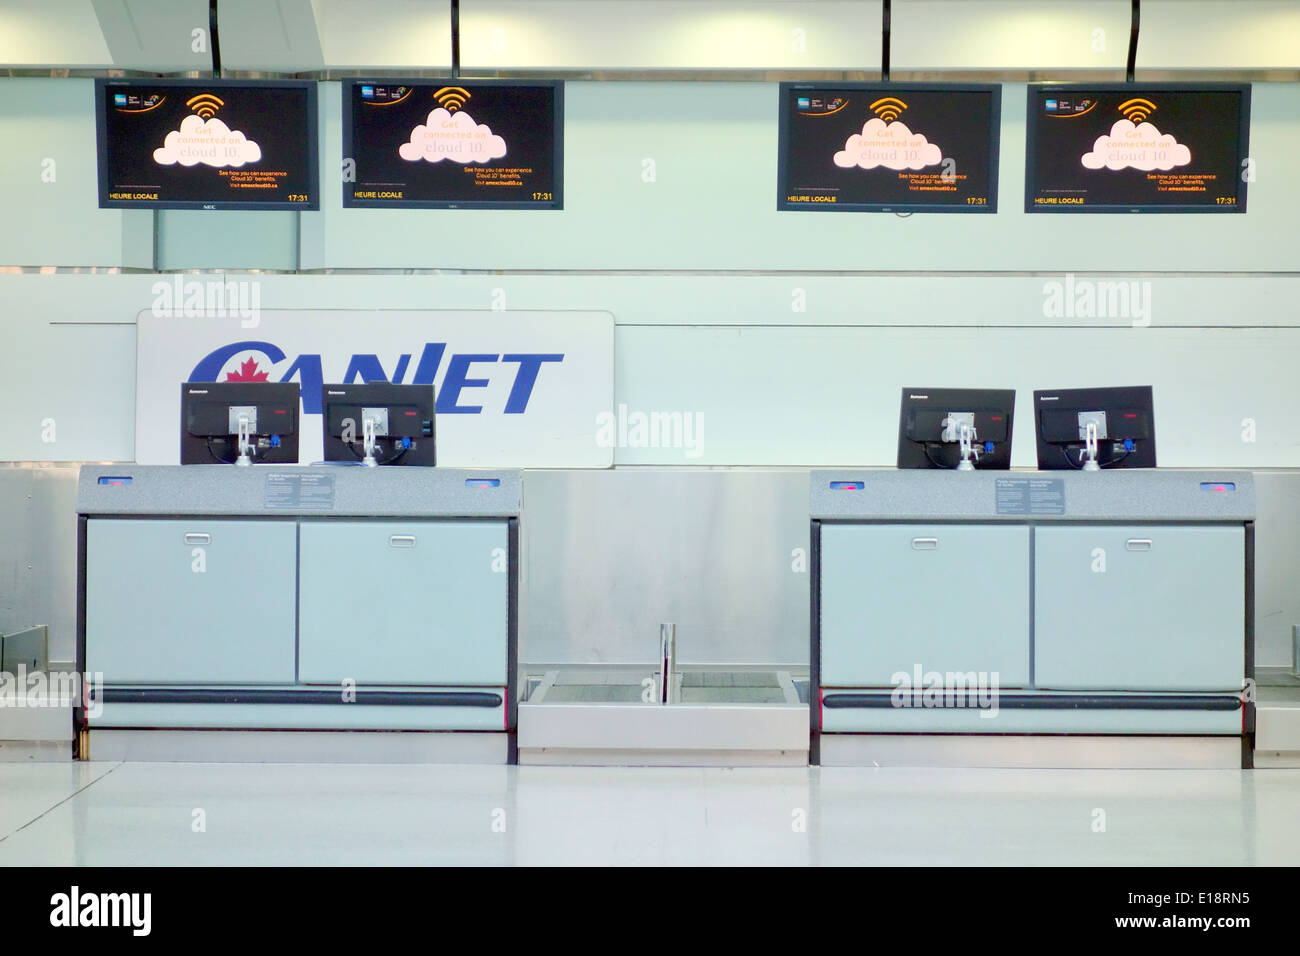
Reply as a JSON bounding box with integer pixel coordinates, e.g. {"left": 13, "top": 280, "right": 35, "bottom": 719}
{"left": 186, "top": 93, "right": 224, "bottom": 119}
{"left": 434, "top": 86, "right": 471, "bottom": 112}
{"left": 869, "top": 96, "right": 908, "bottom": 123}
{"left": 1118, "top": 97, "right": 1157, "bottom": 123}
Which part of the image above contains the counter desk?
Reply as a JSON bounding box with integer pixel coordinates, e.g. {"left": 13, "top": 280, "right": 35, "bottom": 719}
{"left": 76, "top": 464, "right": 520, "bottom": 763}
{"left": 810, "top": 469, "right": 1254, "bottom": 768}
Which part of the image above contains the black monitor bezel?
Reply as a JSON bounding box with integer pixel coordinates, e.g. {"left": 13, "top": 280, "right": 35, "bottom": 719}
{"left": 180, "top": 381, "right": 302, "bottom": 465}
{"left": 1023, "top": 82, "right": 1251, "bottom": 215}
{"left": 777, "top": 81, "right": 1003, "bottom": 214}
{"left": 341, "top": 78, "right": 565, "bottom": 210}
{"left": 1032, "top": 385, "right": 1157, "bottom": 470}
{"left": 95, "top": 77, "right": 320, "bottom": 211}
{"left": 896, "top": 386, "right": 1017, "bottom": 470}
{"left": 320, "top": 382, "right": 437, "bottom": 467}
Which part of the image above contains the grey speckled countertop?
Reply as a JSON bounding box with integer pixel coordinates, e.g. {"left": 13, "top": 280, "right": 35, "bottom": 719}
{"left": 811, "top": 468, "right": 1255, "bottom": 521}
{"left": 77, "top": 464, "right": 521, "bottom": 518}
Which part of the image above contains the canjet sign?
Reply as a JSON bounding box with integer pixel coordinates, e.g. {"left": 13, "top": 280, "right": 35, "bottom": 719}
{"left": 136, "top": 309, "right": 614, "bottom": 467}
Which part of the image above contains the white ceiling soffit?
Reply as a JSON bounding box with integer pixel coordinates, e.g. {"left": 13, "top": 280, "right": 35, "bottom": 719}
{"left": 0, "top": 0, "right": 112, "bottom": 67}
{"left": 91, "top": 0, "right": 212, "bottom": 72}
{"left": 216, "top": 0, "right": 323, "bottom": 71}
{"left": 891, "top": 0, "right": 1131, "bottom": 72}
{"left": 1138, "top": 0, "right": 1300, "bottom": 70}
{"left": 312, "top": 0, "right": 451, "bottom": 70}
{"left": 459, "top": 1, "right": 884, "bottom": 71}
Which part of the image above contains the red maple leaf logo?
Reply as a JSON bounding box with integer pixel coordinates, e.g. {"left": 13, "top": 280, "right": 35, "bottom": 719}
{"left": 224, "top": 356, "right": 270, "bottom": 382}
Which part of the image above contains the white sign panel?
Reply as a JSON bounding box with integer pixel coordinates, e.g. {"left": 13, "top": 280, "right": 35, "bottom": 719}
{"left": 136, "top": 307, "right": 614, "bottom": 467}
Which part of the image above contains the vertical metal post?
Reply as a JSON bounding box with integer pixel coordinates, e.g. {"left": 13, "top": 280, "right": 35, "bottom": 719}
{"left": 450, "top": 0, "right": 461, "bottom": 79}
{"left": 209, "top": 0, "right": 223, "bottom": 78}
{"left": 881, "top": 0, "right": 891, "bottom": 82}
{"left": 660, "top": 623, "right": 677, "bottom": 704}
{"left": 1126, "top": 0, "right": 1140, "bottom": 82}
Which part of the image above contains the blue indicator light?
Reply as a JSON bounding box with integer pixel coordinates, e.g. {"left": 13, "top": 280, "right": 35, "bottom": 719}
{"left": 1199, "top": 482, "right": 1236, "bottom": 493}
{"left": 829, "top": 481, "right": 865, "bottom": 491}
{"left": 465, "top": 478, "right": 501, "bottom": 488}
{"left": 97, "top": 476, "right": 132, "bottom": 486}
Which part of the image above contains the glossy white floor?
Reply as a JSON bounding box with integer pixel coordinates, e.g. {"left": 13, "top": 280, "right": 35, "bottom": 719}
{"left": 1, "top": 762, "right": 1298, "bottom": 866}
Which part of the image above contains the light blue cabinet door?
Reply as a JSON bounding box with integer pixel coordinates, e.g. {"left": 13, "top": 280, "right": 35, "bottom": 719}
{"left": 1034, "top": 525, "right": 1244, "bottom": 691}
{"left": 820, "top": 524, "right": 1030, "bottom": 686}
{"left": 86, "top": 518, "right": 297, "bottom": 683}
{"left": 298, "top": 520, "right": 508, "bottom": 685}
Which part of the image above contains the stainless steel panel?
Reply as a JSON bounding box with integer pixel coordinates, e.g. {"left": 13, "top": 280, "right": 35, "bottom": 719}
{"left": 0, "top": 464, "right": 79, "bottom": 665}
{"left": 818, "top": 735, "right": 1244, "bottom": 769}
{"left": 1251, "top": 470, "right": 1300, "bottom": 668}
{"left": 519, "top": 469, "right": 809, "bottom": 667}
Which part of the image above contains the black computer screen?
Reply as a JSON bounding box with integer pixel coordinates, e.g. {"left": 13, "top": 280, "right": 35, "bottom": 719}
{"left": 1025, "top": 84, "right": 1250, "bottom": 213}
{"left": 1033, "top": 386, "right": 1156, "bottom": 469}
{"left": 897, "top": 387, "right": 1015, "bottom": 470}
{"left": 97, "top": 79, "right": 318, "bottom": 210}
{"left": 321, "top": 383, "right": 436, "bottom": 467}
{"left": 180, "top": 382, "right": 300, "bottom": 465}
{"left": 778, "top": 83, "right": 1001, "bottom": 212}
{"left": 343, "top": 80, "right": 562, "bottom": 209}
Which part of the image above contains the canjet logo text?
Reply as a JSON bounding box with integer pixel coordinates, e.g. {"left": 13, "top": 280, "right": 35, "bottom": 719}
{"left": 189, "top": 341, "right": 564, "bottom": 415}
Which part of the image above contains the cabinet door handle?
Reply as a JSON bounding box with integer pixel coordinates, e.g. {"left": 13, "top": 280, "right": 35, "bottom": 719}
{"left": 389, "top": 535, "right": 416, "bottom": 548}
{"left": 184, "top": 533, "right": 211, "bottom": 545}
{"left": 911, "top": 537, "right": 939, "bottom": 550}
{"left": 1126, "top": 539, "right": 1153, "bottom": 551}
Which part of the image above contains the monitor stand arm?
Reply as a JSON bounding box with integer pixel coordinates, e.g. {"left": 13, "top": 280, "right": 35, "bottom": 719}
{"left": 361, "top": 418, "right": 379, "bottom": 468}
{"left": 956, "top": 422, "right": 980, "bottom": 472}
{"left": 1081, "top": 421, "right": 1101, "bottom": 472}
{"left": 234, "top": 415, "right": 255, "bottom": 467}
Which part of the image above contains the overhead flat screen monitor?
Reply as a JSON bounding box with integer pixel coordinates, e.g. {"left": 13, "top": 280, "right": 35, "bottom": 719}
{"left": 897, "top": 387, "right": 1015, "bottom": 470}
{"left": 343, "top": 80, "right": 563, "bottom": 209}
{"left": 181, "top": 382, "right": 300, "bottom": 465}
{"left": 1025, "top": 84, "right": 1250, "bottom": 213}
{"left": 322, "top": 384, "right": 436, "bottom": 467}
{"left": 96, "top": 79, "right": 318, "bottom": 210}
{"left": 1034, "top": 386, "right": 1156, "bottom": 470}
{"left": 778, "top": 83, "right": 1001, "bottom": 213}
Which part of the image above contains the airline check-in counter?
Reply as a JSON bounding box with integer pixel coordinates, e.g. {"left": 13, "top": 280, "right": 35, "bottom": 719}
{"left": 75, "top": 464, "right": 519, "bottom": 763}
{"left": 810, "top": 470, "right": 1254, "bottom": 769}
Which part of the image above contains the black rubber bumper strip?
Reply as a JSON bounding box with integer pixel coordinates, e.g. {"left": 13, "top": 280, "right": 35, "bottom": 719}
{"left": 99, "top": 688, "right": 503, "bottom": 707}
{"left": 822, "top": 693, "right": 1241, "bottom": 711}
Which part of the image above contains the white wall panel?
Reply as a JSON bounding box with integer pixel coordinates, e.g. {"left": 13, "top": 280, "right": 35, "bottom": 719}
{"left": 1139, "top": 0, "right": 1300, "bottom": 70}
{"left": 91, "top": 0, "right": 211, "bottom": 73}
{"left": 0, "top": 1, "right": 112, "bottom": 68}
{"left": 460, "top": 1, "right": 882, "bottom": 70}
{"left": 311, "top": 0, "right": 451, "bottom": 69}
{"left": 892, "top": 0, "right": 1130, "bottom": 71}
{"left": 0, "top": 80, "right": 151, "bottom": 269}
